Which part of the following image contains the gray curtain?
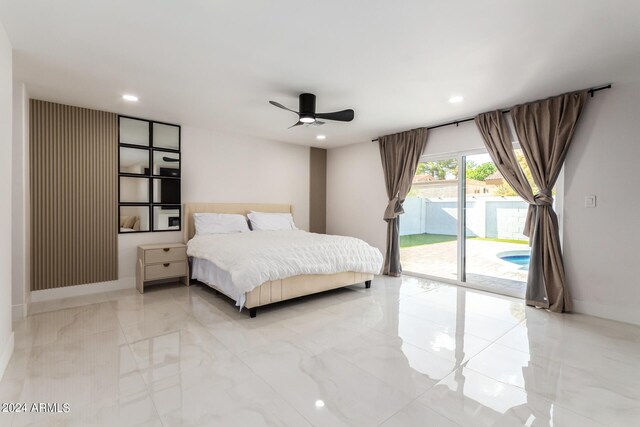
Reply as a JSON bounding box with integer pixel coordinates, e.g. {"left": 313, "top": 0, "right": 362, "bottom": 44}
{"left": 378, "top": 128, "right": 428, "bottom": 276}
{"left": 475, "top": 111, "right": 536, "bottom": 208}
{"left": 511, "top": 91, "right": 588, "bottom": 312}
{"left": 475, "top": 91, "right": 587, "bottom": 312}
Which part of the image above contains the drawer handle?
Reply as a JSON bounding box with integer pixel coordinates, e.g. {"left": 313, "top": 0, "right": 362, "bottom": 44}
{"left": 163, "top": 263, "right": 170, "bottom": 267}
{"left": 163, "top": 248, "right": 170, "bottom": 252}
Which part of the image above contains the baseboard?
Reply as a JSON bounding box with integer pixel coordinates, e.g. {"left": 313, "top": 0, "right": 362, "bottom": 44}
{"left": 0, "top": 332, "right": 15, "bottom": 381}
{"left": 573, "top": 299, "right": 640, "bottom": 326}
{"left": 11, "top": 304, "right": 26, "bottom": 322}
{"left": 30, "top": 277, "right": 135, "bottom": 303}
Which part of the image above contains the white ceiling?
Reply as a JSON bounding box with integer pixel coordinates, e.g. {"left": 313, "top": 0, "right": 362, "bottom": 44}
{"left": 1, "top": 0, "right": 639, "bottom": 148}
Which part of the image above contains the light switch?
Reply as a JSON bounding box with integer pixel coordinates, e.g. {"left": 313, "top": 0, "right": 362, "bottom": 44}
{"left": 584, "top": 195, "right": 596, "bottom": 208}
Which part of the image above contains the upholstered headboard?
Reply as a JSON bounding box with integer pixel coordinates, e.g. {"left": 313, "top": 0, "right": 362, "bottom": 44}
{"left": 183, "top": 203, "right": 293, "bottom": 242}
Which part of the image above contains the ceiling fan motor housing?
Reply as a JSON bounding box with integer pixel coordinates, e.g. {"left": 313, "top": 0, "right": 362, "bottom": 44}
{"left": 299, "top": 93, "right": 316, "bottom": 121}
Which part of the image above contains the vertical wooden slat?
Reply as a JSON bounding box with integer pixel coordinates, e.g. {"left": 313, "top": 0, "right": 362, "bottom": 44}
{"left": 30, "top": 100, "right": 118, "bottom": 290}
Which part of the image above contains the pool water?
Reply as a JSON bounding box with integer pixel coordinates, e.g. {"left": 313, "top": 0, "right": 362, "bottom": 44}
{"left": 500, "top": 254, "right": 530, "bottom": 270}
{"left": 501, "top": 255, "right": 530, "bottom": 266}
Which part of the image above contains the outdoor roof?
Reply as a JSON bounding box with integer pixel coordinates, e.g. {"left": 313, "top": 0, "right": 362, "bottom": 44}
{"left": 484, "top": 171, "right": 504, "bottom": 181}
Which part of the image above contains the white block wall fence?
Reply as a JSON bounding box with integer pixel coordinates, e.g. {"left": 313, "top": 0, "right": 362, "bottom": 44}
{"left": 400, "top": 197, "right": 528, "bottom": 240}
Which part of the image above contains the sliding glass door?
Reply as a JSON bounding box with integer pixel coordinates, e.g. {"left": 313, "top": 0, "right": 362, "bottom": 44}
{"left": 401, "top": 150, "right": 537, "bottom": 298}
{"left": 399, "top": 157, "right": 459, "bottom": 281}
{"left": 461, "top": 152, "right": 530, "bottom": 298}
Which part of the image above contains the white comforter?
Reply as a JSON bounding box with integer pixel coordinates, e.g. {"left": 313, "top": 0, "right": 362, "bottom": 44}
{"left": 187, "top": 230, "right": 383, "bottom": 294}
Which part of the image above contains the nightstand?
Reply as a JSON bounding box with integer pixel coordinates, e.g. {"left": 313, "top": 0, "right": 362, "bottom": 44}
{"left": 136, "top": 243, "right": 190, "bottom": 293}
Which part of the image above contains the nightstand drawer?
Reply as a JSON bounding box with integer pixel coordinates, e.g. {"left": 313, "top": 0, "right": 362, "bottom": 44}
{"left": 145, "top": 261, "right": 188, "bottom": 281}
{"left": 145, "top": 247, "right": 187, "bottom": 264}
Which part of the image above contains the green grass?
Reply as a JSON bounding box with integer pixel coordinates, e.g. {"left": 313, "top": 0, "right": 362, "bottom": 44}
{"left": 400, "top": 233, "right": 457, "bottom": 248}
{"left": 400, "top": 233, "right": 528, "bottom": 248}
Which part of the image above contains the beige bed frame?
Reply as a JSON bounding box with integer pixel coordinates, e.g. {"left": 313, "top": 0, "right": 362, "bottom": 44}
{"left": 183, "top": 203, "right": 373, "bottom": 317}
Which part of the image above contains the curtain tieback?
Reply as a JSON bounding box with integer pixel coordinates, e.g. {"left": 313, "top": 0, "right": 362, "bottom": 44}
{"left": 533, "top": 189, "right": 554, "bottom": 207}
{"left": 523, "top": 189, "right": 554, "bottom": 237}
{"left": 384, "top": 196, "right": 405, "bottom": 220}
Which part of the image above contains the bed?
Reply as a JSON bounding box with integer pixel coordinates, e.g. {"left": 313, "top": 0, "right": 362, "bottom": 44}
{"left": 184, "top": 202, "right": 382, "bottom": 317}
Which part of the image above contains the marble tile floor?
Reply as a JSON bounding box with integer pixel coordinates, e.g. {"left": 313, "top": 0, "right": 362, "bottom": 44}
{"left": 1, "top": 275, "right": 639, "bottom": 426}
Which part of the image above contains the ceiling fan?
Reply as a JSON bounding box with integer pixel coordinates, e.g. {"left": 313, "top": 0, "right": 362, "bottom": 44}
{"left": 269, "top": 93, "right": 354, "bottom": 128}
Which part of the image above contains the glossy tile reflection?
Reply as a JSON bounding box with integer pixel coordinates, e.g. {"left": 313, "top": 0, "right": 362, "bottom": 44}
{"left": 1, "top": 276, "right": 638, "bottom": 425}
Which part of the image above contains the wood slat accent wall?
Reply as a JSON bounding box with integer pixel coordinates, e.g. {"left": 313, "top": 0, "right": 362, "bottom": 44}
{"left": 30, "top": 100, "right": 118, "bottom": 291}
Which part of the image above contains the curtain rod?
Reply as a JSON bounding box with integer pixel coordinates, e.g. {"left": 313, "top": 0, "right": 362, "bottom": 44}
{"left": 371, "top": 84, "right": 612, "bottom": 142}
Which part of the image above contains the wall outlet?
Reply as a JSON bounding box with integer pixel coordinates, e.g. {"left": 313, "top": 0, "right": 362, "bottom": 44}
{"left": 584, "top": 195, "right": 596, "bottom": 208}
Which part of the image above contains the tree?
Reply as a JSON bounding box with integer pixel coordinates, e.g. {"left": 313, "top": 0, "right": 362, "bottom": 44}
{"left": 415, "top": 159, "right": 496, "bottom": 182}
{"left": 466, "top": 162, "right": 497, "bottom": 181}
{"left": 416, "top": 159, "right": 458, "bottom": 180}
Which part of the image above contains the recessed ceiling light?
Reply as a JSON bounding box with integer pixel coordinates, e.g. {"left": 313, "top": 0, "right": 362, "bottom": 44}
{"left": 316, "top": 135, "right": 326, "bottom": 140}
{"left": 122, "top": 94, "right": 139, "bottom": 102}
{"left": 448, "top": 95, "right": 464, "bottom": 104}
{"left": 315, "top": 400, "right": 325, "bottom": 408}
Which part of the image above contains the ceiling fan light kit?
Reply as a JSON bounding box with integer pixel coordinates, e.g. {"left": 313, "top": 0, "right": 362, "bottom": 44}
{"left": 269, "top": 93, "right": 354, "bottom": 129}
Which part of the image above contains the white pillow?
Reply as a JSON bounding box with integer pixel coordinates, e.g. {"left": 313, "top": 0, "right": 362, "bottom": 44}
{"left": 247, "top": 211, "right": 297, "bottom": 231}
{"left": 194, "top": 213, "right": 250, "bottom": 235}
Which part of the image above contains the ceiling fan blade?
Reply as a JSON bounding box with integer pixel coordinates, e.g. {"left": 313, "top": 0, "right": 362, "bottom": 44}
{"left": 309, "top": 120, "right": 325, "bottom": 127}
{"left": 315, "top": 109, "right": 354, "bottom": 122}
{"left": 269, "top": 100, "right": 298, "bottom": 114}
{"left": 288, "top": 121, "right": 304, "bottom": 129}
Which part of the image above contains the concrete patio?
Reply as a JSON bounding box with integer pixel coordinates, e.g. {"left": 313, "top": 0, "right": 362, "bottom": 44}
{"left": 400, "top": 238, "right": 529, "bottom": 298}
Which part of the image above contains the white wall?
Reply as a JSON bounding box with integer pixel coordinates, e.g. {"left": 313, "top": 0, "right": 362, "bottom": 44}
{"left": 327, "top": 85, "right": 640, "bottom": 325}
{"left": 11, "top": 81, "right": 28, "bottom": 320}
{"left": 116, "top": 126, "right": 310, "bottom": 279}
{"left": 0, "top": 20, "right": 14, "bottom": 379}
{"left": 422, "top": 120, "right": 485, "bottom": 157}
{"left": 563, "top": 81, "right": 640, "bottom": 325}
{"left": 181, "top": 126, "right": 310, "bottom": 229}
{"left": 326, "top": 142, "right": 388, "bottom": 254}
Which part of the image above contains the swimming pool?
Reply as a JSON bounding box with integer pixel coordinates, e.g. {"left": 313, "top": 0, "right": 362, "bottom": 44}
{"left": 497, "top": 251, "right": 530, "bottom": 270}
